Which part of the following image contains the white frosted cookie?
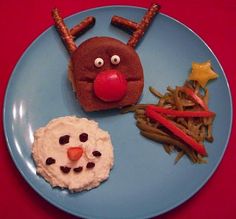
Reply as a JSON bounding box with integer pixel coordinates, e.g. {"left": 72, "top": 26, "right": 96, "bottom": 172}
{"left": 32, "top": 116, "right": 114, "bottom": 192}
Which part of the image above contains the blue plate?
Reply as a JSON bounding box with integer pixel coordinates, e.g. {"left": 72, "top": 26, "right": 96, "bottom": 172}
{"left": 3, "top": 6, "right": 232, "bottom": 219}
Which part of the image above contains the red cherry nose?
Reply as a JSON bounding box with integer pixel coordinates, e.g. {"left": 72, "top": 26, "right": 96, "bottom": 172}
{"left": 94, "top": 70, "right": 127, "bottom": 102}
{"left": 67, "top": 146, "right": 83, "bottom": 161}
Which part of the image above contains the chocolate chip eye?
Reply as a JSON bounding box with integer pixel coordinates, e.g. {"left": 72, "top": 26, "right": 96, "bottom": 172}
{"left": 92, "top": 151, "right": 102, "bottom": 157}
{"left": 94, "top": 57, "right": 104, "bottom": 68}
{"left": 59, "top": 135, "right": 70, "bottom": 145}
{"left": 111, "top": 55, "right": 120, "bottom": 65}
{"left": 79, "top": 133, "right": 88, "bottom": 142}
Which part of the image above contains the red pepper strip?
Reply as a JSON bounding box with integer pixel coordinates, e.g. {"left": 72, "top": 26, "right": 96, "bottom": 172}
{"left": 180, "top": 87, "right": 208, "bottom": 110}
{"left": 146, "top": 108, "right": 208, "bottom": 156}
{"left": 147, "top": 105, "right": 215, "bottom": 117}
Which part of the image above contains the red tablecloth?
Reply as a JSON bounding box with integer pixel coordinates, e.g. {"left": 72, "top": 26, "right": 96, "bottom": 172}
{"left": 1, "top": 0, "right": 235, "bottom": 218}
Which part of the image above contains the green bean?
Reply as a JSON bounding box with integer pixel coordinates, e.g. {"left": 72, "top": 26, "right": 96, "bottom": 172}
{"left": 136, "top": 121, "right": 168, "bottom": 136}
{"left": 149, "top": 86, "right": 163, "bottom": 98}
{"left": 174, "top": 151, "right": 185, "bottom": 164}
{"left": 140, "top": 130, "right": 199, "bottom": 163}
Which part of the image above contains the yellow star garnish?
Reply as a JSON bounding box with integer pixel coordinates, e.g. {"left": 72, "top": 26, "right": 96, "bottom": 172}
{"left": 188, "top": 60, "right": 218, "bottom": 87}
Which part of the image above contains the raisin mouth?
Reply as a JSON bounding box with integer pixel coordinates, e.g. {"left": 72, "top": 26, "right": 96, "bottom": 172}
{"left": 46, "top": 150, "right": 101, "bottom": 174}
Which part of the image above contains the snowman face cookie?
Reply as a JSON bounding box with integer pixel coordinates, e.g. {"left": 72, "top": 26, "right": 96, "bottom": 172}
{"left": 32, "top": 116, "right": 114, "bottom": 192}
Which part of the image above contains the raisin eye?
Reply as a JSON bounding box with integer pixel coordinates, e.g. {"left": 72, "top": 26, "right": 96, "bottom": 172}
{"left": 79, "top": 133, "right": 88, "bottom": 142}
{"left": 111, "top": 55, "right": 120, "bottom": 65}
{"left": 94, "top": 57, "right": 104, "bottom": 68}
{"left": 59, "top": 135, "right": 70, "bottom": 145}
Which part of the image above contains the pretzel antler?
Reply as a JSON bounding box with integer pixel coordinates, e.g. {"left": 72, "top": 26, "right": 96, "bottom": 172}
{"left": 52, "top": 8, "right": 95, "bottom": 55}
{"left": 111, "top": 2, "right": 161, "bottom": 48}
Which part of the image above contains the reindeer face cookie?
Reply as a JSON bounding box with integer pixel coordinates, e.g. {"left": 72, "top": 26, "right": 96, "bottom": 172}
{"left": 32, "top": 116, "right": 114, "bottom": 192}
{"left": 52, "top": 3, "right": 160, "bottom": 112}
{"left": 69, "top": 36, "right": 144, "bottom": 111}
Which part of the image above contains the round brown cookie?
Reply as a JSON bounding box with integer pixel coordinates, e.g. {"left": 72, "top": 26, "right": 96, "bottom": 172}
{"left": 69, "top": 36, "right": 144, "bottom": 112}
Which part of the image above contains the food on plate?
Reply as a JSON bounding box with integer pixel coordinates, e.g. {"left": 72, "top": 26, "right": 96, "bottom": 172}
{"left": 52, "top": 3, "right": 161, "bottom": 112}
{"left": 188, "top": 60, "right": 218, "bottom": 87}
{"left": 68, "top": 37, "right": 144, "bottom": 111}
{"left": 32, "top": 116, "right": 114, "bottom": 192}
{"left": 122, "top": 63, "right": 217, "bottom": 164}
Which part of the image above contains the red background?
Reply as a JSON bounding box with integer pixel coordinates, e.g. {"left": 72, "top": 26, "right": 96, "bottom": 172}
{"left": 1, "top": 0, "right": 235, "bottom": 218}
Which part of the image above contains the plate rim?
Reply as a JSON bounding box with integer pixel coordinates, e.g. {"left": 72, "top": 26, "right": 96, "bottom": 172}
{"left": 3, "top": 5, "right": 233, "bottom": 219}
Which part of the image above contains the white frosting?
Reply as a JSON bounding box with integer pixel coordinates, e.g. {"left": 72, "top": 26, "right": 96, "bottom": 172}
{"left": 32, "top": 116, "right": 114, "bottom": 192}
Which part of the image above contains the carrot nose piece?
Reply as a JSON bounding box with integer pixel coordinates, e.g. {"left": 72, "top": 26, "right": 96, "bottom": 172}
{"left": 67, "top": 146, "right": 83, "bottom": 161}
